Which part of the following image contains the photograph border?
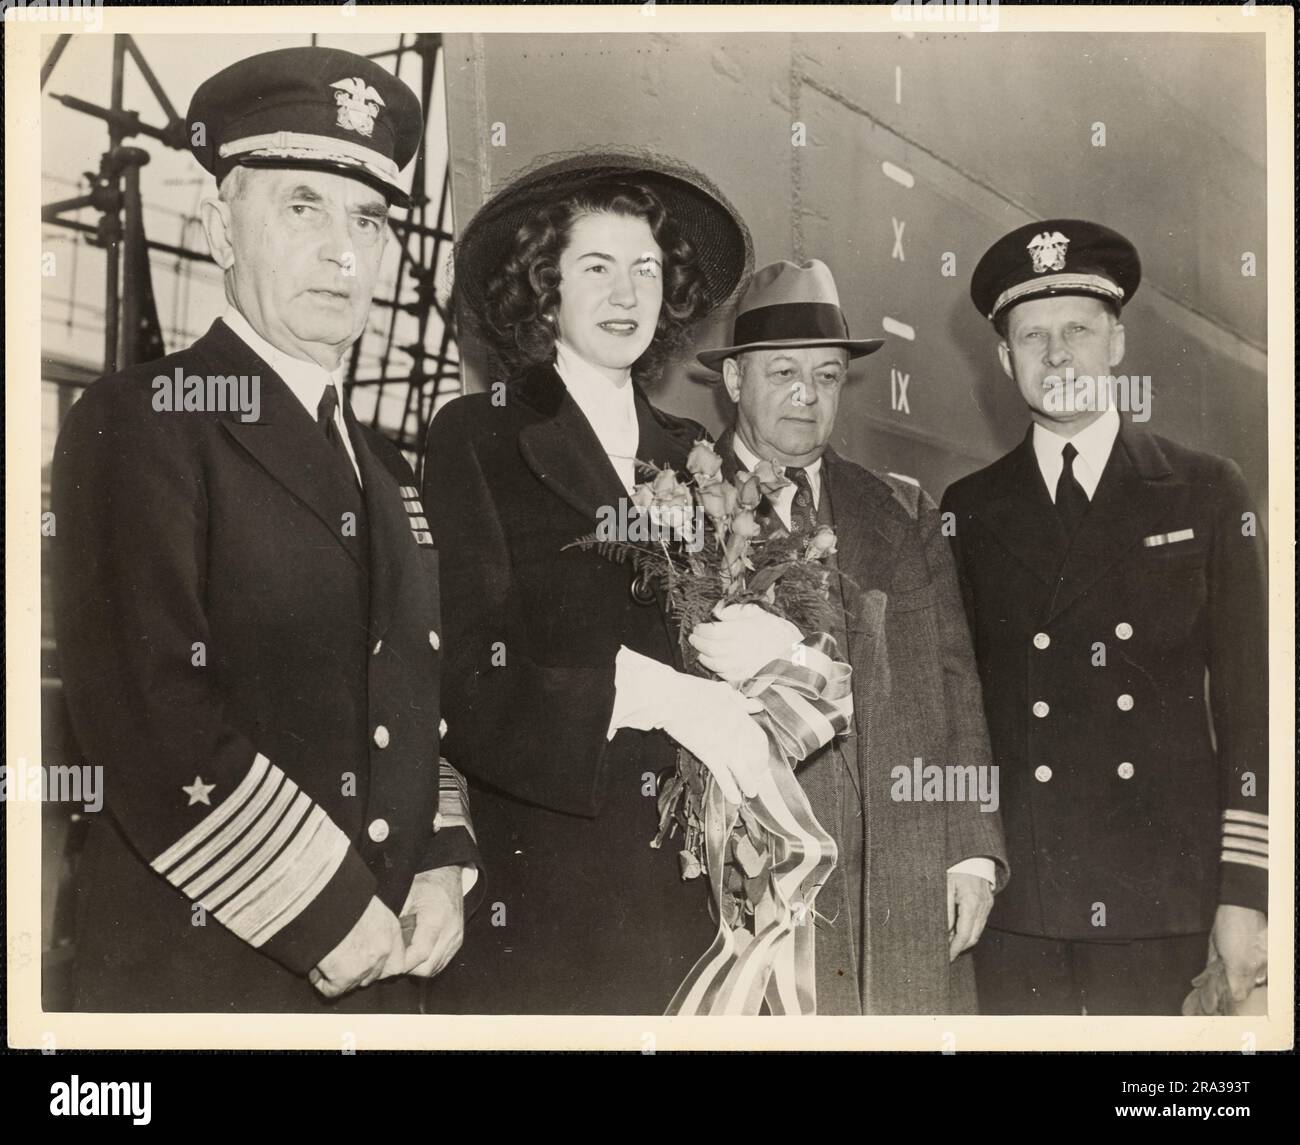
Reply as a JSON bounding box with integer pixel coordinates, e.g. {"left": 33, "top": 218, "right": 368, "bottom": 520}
{"left": 6, "top": 2, "right": 1294, "bottom": 1053}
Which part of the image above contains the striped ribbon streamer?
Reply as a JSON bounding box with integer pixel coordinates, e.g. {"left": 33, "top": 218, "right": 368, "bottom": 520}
{"left": 666, "top": 633, "right": 853, "bottom": 1016}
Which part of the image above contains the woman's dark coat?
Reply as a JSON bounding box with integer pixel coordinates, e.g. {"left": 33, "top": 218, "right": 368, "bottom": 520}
{"left": 421, "top": 363, "right": 716, "bottom": 1014}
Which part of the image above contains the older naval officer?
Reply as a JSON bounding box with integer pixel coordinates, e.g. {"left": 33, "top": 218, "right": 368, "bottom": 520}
{"left": 52, "top": 46, "right": 479, "bottom": 1012}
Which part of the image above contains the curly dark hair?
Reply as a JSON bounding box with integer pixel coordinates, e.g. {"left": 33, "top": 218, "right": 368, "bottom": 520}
{"left": 478, "top": 180, "right": 714, "bottom": 383}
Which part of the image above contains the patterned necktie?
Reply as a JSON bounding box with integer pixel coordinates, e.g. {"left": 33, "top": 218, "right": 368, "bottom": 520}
{"left": 316, "top": 384, "right": 359, "bottom": 489}
{"left": 785, "top": 466, "right": 818, "bottom": 535}
{"left": 1055, "top": 441, "right": 1090, "bottom": 536}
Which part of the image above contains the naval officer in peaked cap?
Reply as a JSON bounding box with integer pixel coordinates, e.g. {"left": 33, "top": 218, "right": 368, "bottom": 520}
{"left": 941, "top": 220, "right": 1268, "bottom": 1014}
{"left": 52, "top": 45, "right": 480, "bottom": 1012}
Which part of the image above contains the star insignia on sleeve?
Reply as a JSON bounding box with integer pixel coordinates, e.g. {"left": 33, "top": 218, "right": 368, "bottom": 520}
{"left": 182, "top": 776, "right": 216, "bottom": 806}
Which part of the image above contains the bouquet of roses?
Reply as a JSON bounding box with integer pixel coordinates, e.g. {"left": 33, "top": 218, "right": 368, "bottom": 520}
{"left": 567, "top": 438, "right": 845, "bottom": 935}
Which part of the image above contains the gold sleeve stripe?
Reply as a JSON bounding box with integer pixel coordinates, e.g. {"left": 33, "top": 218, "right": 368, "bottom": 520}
{"left": 220, "top": 806, "right": 350, "bottom": 947}
{"left": 153, "top": 753, "right": 354, "bottom": 948}
{"left": 179, "top": 778, "right": 297, "bottom": 897}
{"left": 163, "top": 763, "right": 286, "bottom": 886}
{"left": 153, "top": 753, "right": 273, "bottom": 872}
{"left": 1220, "top": 850, "right": 1268, "bottom": 871}
{"left": 437, "top": 758, "right": 475, "bottom": 841}
{"left": 196, "top": 791, "right": 313, "bottom": 910}
{"left": 1223, "top": 824, "right": 1269, "bottom": 842}
{"left": 1220, "top": 836, "right": 1268, "bottom": 857}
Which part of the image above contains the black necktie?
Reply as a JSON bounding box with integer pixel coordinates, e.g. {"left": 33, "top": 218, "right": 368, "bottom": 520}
{"left": 785, "top": 466, "right": 818, "bottom": 535}
{"left": 316, "top": 385, "right": 359, "bottom": 489}
{"left": 1055, "top": 441, "right": 1089, "bottom": 537}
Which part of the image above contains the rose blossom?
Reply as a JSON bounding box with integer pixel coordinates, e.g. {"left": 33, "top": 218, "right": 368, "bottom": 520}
{"left": 700, "top": 480, "right": 738, "bottom": 521}
{"left": 652, "top": 468, "right": 682, "bottom": 498}
{"left": 686, "top": 439, "right": 723, "bottom": 481}
{"left": 736, "top": 473, "right": 762, "bottom": 510}
{"left": 804, "top": 525, "right": 838, "bottom": 560}
{"left": 750, "top": 459, "right": 791, "bottom": 496}
{"left": 731, "top": 509, "right": 762, "bottom": 539}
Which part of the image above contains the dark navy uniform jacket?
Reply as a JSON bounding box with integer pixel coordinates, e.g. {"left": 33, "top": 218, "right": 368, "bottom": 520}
{"left": 942, "top": 420, "right": 1268, "bottom": 942}
{"left": 52, "top": 318, "right": 478, "bottom": 1010}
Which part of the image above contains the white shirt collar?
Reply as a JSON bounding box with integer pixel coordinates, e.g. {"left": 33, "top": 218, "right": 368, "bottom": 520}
{"left": 1031, "top": 407, "right": 1120, "bottom": 502}
{"left": 222, "top": 308, "right": 345, "bottom": 408}
{"left": 731, "top": 431, "right": 823, "bottom": 530}
{"left": 553, "top": 340, "right": 639, "bottom": 493}
{"left": 222, "top": 308, "right": 361, "bottom": 484}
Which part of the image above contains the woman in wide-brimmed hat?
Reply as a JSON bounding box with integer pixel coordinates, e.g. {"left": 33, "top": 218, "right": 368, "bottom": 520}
{"left": 420, "top": 151, "right": 766, "bottom": 1014}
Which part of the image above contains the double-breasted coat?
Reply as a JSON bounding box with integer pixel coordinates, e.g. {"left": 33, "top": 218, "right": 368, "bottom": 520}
{"left": 420, "top": 364, "right": 717, "bottom": 1014}
{"left": 51, "top": 318, "right": 479, "bottom": 1012}
{"left": 717, "top": 431, "right": 1009, "bottom": 1013}
{"left": 940, "top": 421, "right": 1268, "bottom": 942}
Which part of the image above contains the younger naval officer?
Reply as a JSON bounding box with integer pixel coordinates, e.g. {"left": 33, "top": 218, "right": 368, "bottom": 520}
{"left": 52, "top": 45, "right": 480, "bottom": 1012}
{"left": 941, "top": 220, "right": 1268, "bottom": 1014}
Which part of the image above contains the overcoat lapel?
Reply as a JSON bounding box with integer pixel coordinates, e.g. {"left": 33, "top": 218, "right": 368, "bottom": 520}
{"left": 516, "top": 365, "right": 628, "bottom": 523}
{"left": 713, "top": 428, "right": 749, "bottom": 497}
{"left": 515, "top": 363, "right": 694, "bottom": 661}
{"left": 204, "top": 320, "right": 367, "bottom": 572}
{"left": 1046, "top": 422, "right": 1178, "bottom": 621}
{"left": 635, "top": 384, "right": 697, "bottom": 476}
{"left": 820, "top": 448, "right": 905, "bottom": 616}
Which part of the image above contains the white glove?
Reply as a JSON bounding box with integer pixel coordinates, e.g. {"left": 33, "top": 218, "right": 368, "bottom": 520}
{"left": 688, "top": 602, "right": 805, "bottom": 685}
{"left": 610, "top": 647, "right": 768, "bottom": 803}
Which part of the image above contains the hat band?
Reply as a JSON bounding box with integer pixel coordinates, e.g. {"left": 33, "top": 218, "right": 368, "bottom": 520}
{"left": 733, "top": 302, "right": 850, "bottom": 346}
{"left": 990, "top": 272, "right": 1124, "bottom": 320}
{"left": 219, "top": 131, "right": 401, "bottom": 181}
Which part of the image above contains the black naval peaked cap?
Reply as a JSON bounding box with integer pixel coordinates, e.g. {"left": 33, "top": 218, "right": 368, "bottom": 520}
{"left": 186, "top": 46, "right": 423, "bottom": 208}
{"left": 971, "top": 218, "right": 1142, "bottom": 325}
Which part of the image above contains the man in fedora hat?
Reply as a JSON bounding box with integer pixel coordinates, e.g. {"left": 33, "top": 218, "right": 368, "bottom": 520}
{"left": 691, "top": 259, "right": 1008, "bottom": 1014}
{"left": 941, "top": 220, "right": 1268, "bottom": 1013}
{"left": 51, "top": 45, "right": 479, "bottom": 1012}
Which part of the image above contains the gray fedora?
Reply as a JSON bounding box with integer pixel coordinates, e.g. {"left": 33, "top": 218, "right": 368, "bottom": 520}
{"left": 696, "top": 259, "right": 884, "bottom": 371}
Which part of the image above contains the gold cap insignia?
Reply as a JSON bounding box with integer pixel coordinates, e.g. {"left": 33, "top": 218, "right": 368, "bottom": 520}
{"left": 1026, "top": 230, "right": 1070, "bottom": 274}
{"left": 330, "top": 77, "right": 385, "bottom": 138}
